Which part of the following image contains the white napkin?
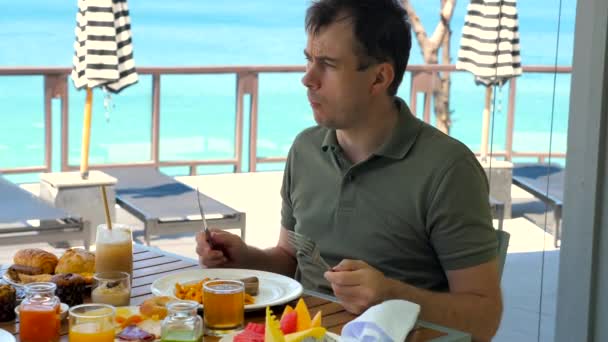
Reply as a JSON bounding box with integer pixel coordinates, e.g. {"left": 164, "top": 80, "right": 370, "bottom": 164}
{"left": 340, "top": 300, "right": 420, "bottom": 342}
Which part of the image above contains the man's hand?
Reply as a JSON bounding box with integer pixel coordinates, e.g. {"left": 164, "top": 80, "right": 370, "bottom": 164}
{"left": 324, "top": 259, "right": 389, "bottom": 314}
{"left": 195, "top": 229, "right": 249, "bottom": 268}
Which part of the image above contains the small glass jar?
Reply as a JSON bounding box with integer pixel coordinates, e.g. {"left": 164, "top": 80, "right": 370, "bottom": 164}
{"left": 161, "top": 300, "right": 203, "bottom": 342}
{"left": 20, "top": 282, "right": 60, "bottom": 342}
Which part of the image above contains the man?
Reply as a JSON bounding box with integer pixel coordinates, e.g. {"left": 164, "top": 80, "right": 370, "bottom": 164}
{"left": 196, "top": 0, "right": 502, "bottom": 340}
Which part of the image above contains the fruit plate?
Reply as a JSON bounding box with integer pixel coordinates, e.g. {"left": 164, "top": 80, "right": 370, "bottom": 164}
{"left": 114, "top": 306, "right": 161, "bottom": 341}
{"left": 150, "top": 268, "right": 303, "bottom": 311}
{"left": 219, "top": 331, "right": 340, "bottom": 341}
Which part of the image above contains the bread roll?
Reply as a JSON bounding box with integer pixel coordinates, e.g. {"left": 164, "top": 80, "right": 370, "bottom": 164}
{"left": 13, "top": 249, "right": 58, "bottom": 275}
{"left": 140, "top": 296, "right": 173, "bottom": 319}
{"left": 55, "top": 248, "right": 95, "bottom": 274}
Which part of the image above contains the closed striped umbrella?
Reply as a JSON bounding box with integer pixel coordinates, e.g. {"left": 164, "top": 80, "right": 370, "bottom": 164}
{"left": 456, "top": 0, "right": 521, "bottom": 159}
{"left": 72, "top": 0, "right": 137, "bottom": 92}
{"left": 71, "top": 0, "right": 138, "bottom": 178}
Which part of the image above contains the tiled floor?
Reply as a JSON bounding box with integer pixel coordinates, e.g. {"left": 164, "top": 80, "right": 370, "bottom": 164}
{"left": 4, "top": 172, "right": 559, "bottom": 341}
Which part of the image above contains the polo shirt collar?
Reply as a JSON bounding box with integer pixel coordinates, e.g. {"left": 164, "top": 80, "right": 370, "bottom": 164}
{"left": 321, "top": 128, "right": 340, "bottom": 152}
{"left": 375, "top": 97, "right": 422, "bottom": 159}
{"left": 320, "top": 97, "right": 422, "bottom": 159}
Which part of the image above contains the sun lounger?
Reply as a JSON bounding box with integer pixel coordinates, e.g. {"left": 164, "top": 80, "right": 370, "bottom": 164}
{"left": 104, "top": 167, "right": 246, "bottom": 246}
{"left": 512, "top": 163, "right": 564, "bottom": 247}
{"left": 0, "top": 176, "right": 88, "bottom": 248}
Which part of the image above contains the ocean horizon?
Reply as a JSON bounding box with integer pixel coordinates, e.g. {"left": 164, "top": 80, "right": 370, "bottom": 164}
{"left": 0, "top": 0, "right": 576, "bottom": 183}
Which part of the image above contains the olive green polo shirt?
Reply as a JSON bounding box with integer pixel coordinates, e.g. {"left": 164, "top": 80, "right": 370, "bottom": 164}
{"left": 280, "top": 97, "right": 498, "bottom": 294}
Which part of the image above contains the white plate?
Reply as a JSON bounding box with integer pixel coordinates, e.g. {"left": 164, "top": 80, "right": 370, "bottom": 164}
{"left": 1, "top": 270, "right": 22, "bottom": 288}
{"left": 0, "top": 328, "right": 15, "bottom": 342}
{"left": 219, "top": 331, "right": 340, "bottom": 341}
{"left": 150, "top": 269, "right": 303, "bottom": 311}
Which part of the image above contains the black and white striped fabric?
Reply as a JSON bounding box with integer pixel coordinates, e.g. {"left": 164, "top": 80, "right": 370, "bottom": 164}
{"left": 72, "top": 0, "right": 138, "bottom": 93}
{"left": 456, "top": 0, "right": 522, "bottom": 86}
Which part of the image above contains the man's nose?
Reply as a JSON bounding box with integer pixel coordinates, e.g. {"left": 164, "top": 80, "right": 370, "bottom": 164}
{"left": 301, "top": 66, "right": 320, "bottom": 90}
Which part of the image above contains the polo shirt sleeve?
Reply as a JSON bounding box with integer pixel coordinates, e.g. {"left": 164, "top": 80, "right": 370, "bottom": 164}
{"left": 280, "top": 147, "right": 296, "bottom": 231}
{"left": 426, "top": 154, "right": 498, "bottom": 271}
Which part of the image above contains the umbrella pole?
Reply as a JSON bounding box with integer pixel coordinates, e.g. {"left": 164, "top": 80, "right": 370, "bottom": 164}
{"left": 80, "top": 87, "right": 93, "bottom": 179}
{"left": 480, "top": 86, "right": 492, "bottom": 162}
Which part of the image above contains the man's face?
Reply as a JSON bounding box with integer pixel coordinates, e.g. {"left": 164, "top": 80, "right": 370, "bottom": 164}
{"left": 302, "top": 19, "right": 377, "bottom": 129}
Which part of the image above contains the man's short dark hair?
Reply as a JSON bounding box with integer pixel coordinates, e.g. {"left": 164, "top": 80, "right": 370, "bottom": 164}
{"left": 305, "top": 0, "right": 412, "bottom": 96}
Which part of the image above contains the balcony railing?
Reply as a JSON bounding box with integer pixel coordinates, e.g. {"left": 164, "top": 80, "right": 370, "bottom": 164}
{"left": 0, "top": 64, "right": 570, "bottom": 176}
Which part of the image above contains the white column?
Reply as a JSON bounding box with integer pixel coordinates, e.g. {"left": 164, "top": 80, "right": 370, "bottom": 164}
{"left": 555, "top": 0, "right": 608, "bottom": 340}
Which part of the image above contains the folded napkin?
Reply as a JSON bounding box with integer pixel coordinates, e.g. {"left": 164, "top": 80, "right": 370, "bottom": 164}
{"left": 340, "top": 300, "right": 420, "bottom": 342}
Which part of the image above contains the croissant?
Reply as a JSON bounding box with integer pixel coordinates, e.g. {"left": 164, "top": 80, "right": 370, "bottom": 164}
{"left": 18, "top": 273, "right": 53, "bottom": 284}
{"left": 55, "top": 248, "right": 95, "bottom": 274}
{"left": 13, "top": 248, "right": 58, "bottom": 275}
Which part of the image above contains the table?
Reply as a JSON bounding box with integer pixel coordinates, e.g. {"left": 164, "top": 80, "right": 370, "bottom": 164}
{"left": 0, "top": 244, "right": 470, "bottom": 341}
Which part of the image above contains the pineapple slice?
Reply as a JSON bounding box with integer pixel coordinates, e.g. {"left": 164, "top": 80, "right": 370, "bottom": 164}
{"left": 265, "top": 307, "right": 286, "bottom": 342}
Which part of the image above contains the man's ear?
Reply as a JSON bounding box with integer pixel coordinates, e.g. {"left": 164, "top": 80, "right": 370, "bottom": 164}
{"left": 370, "top": 62, "right": 395, "bottom": 95}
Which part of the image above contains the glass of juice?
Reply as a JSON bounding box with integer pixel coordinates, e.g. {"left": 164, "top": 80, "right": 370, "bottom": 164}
{"left": 19, "top": 282, "right": 60, "bottom": 342}
{"left": 92, "top": 271, "right": 131, "bottom": 306}
{"left": 95, "top": 223, "right": 133, "bottom": 279}
{"left": 69, "top": 303, "right": 115, "bottom": 342}
{"left": 203, "top": 280, "right": 244, "bottom": 336}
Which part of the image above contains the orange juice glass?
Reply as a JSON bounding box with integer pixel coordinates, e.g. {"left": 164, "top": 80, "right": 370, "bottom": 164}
{"left": 69, "top": 303, "right": 115, "bottom": 342}
{"left": 203, "top": 279, "right": 244, "bottom": 336}
{"left": 20, "top": 282, "right": 60, "bottom": 342}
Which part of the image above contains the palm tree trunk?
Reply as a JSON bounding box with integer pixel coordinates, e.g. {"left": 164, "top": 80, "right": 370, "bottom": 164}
{"left": 404, "top": 0, "right": 455, "bottom": 134}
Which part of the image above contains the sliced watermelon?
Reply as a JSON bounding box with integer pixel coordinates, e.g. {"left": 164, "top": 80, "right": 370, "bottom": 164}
{"left": 233, "top": 329, "right": 264, "bottom": 342}
{"left": 245, "top": 322, "right": 266, "bottom": 334}
{"left": 280, "top": 311, "right": 297, "bottom": 335}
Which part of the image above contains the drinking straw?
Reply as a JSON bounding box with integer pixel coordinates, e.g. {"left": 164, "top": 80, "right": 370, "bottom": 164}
{"left": 100, "top": 185, "right": 112, "bottom": 230}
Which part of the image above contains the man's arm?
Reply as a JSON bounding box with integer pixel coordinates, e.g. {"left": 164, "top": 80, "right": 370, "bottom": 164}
{"left": 196, "top": 227, "right": 298, "bottom": 277}
{"left": 386, "top": 260, "right": 502, "bottom": 342}
{"left": 241, "top": 227, "right": 298, "bottom": 277}
{"left": 326, "top": 259, "right": 502, "bottom": 342}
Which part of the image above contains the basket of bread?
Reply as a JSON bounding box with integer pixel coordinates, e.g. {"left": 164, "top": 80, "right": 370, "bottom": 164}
{"left": 3, "top": 248, "right": 95, "bottom": 306}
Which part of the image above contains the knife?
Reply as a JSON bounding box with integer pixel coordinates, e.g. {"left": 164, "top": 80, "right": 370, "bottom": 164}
{"left": 196, "top": 187, "right": 214, "bottom": 248}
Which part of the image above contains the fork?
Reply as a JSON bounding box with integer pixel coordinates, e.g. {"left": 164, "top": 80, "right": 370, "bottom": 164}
{"left": 286, "top": 230, "right": 332, "bottom": 271}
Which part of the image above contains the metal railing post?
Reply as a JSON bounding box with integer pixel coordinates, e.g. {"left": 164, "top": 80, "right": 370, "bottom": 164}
{"left": 151, "top": 74, "right": 161, "bottom": 170}
{"left": 44, "top": 74, "right": 68, "bottom": 173}
{"left": 236, "top": 72, "right": 259, "bottom": 172}
{"left": 505, "top": 78, "right": 517, "bottom": 161}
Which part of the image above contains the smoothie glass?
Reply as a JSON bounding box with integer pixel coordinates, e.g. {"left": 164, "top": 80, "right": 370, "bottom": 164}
{"left": 95, "top": 223, "right": 133, "bottom": 279}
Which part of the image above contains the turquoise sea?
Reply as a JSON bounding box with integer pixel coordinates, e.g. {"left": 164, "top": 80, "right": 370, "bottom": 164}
{"left": 0, "top": 0, "right": 576, "bottom": 183}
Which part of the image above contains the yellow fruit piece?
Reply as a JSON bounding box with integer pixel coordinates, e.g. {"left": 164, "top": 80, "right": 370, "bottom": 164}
{"left": 115, "top": 307, "right": 132, "bottom": 318}
{"left": 311, "top": 310, "right": 322, "bottom": 328}
{"left": 265, "top": 307, "right": 286, "bottom": 342}
{"left": 284, "top": 327, "right": 327, "bottom": 342}
{"left": 294, "top": 298, "right": 312, "bottom": 332}
{"left": 281, "top": 305, "right": 294, "bottom": 321}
